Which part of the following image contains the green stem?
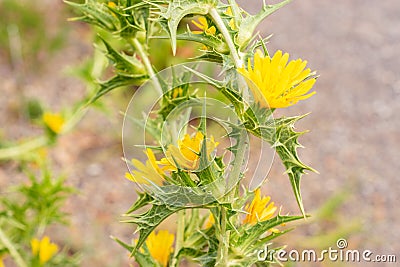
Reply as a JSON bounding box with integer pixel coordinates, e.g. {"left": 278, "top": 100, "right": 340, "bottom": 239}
{"left": 209, "top": 8, "right": 242, "bottom": 68}
{"left": 216, "top": 206, "right": 229, "bottom": 267}
{"left": 130, "top": 38, "right": 163, "bottom": 95}
{"left": 0, "top": 136, "right": 48, "bottom": 160}
{"left": 171, "top": 210, "right": 185, "bottom": 267}
{"left": 0, "top": 228, "right": 28, "bottom": 267}
{"left": 0, "top": 103, "right": 89, "bottom": 161}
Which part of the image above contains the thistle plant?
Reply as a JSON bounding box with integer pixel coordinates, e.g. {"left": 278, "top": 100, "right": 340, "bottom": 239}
{"left": 67, "top": 0, "right": 318, "bottom": 266}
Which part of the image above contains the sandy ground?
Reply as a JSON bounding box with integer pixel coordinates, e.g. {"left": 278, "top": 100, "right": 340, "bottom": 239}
{"left": 1, "top": 0, "right": 399, "bottom": 266}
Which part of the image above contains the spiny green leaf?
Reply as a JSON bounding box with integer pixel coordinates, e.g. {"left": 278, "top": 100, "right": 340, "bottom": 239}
{"left": 99, "top": 37, "right": 146, "bottom": 77}
{"left": 125, "top": 192, "right": 154, "bottom": 214}
{"left": 237, "top": 214, "right": 306, "bottom": 252}
{"left": 157, "top": 0, "right": 216, "bottom": 54}
{"left": 112, "top": 236, "right": 134, "bottom": 252}
{"left": 134, "top": 250, "right": 158, "bottom": 267}
{"left": 88, "top": 74, "right": 147, "bottom": 104}
{"left": 66, "top": 0, "right": 118, "bottom": 31}
{"left": 252, "top": 114, "right": 316, "bottom": 216}
{"left": 236, "top": 0, "right": 292, "bottom": 47}
{"left": 123, "top": 203, "right": 184, "bottom": 254}
{"left": 175, "top": 31, "right": 228, "bottom": 54}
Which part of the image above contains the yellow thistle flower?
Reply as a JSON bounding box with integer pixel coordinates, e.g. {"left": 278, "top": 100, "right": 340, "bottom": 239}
{"left": 191, "top": 17, "right": 216, "bottom": 36}
{"left": 42, "top": 112, "right": 65, "bottom": 134}
{"left": 159, "top": 132, "right": 219, "bottom": 171}
{"left": 238, "top": 50, "right": 317, "bottom": 109}
{"left": 125, "top": 148, "right": 165, "bottom": 186}
{"left": 145, "top": 230, "right": 174, "bottom": 267}
{"left": 31, "top": 236, "right": 59, "bottom": 265}
{"left": 243, "top": 188, "right": 277, "bottom": 225}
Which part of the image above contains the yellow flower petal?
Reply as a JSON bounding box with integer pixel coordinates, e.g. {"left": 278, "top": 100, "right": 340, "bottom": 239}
{"left": 204, "top": 212, "right": 215, "bottom": 228}
{"left": 243, "top": 189, "right": 277, "bottom": 225}
{"left": 43, "top": 112, "right": 65, "bottom": 134}
{"left": 125, "top": 149, "right": 165, "bottom": 186}
{"left": 31, "top": 236, "right": 59, "bottom": 264}
{"left": 238, "top": 50, "right": 317, "bottom": 108}
{"left": 145, "top": 230, "right": 174, "bottom": 266}
{"left": 191, "top": 17, "right": 216, "bottom": 36}
{"left": 225, "top": 7, "right": 233, "bottom": 16}
{"left": 159, "top": 131, "right": 218, "bottom": 172}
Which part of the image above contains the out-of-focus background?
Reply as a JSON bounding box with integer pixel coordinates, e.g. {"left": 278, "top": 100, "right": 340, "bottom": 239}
{"left": 0, "top": 0, "right": 399, "bottom": 266}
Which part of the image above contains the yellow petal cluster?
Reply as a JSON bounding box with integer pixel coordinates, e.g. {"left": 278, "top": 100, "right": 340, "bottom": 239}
{"left": 107, "top": 1, "right": 116, "bottom": 8}
{"left": 42, "top": 112, "right": 65, "bottom": 134}
{"left": 145, "top": 230, "right": 175, "bottom": 267}
{"left": 31, "top": 236, "right": 59, "bottom": 264}
{"left": 243, "top": 189, "right": 277, "bottom": 225}
{"left": 125, "top": 148, "right": 164, "bottom": 186}
{"left": 224, "top": 7, "right": 237, "bottom": 30}
{"left": 159, "top": 132, "right": 219, "bottom": 171}
{"left": 191, "top": 17, "right": 216, "bottom": 36}
{"left": 238, "top": 50, "right": 316, "bottom": 108}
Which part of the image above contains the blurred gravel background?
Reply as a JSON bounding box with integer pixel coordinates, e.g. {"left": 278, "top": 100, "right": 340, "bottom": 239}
{"left": 1, "top": 0, "right": 399, "bottom": 266}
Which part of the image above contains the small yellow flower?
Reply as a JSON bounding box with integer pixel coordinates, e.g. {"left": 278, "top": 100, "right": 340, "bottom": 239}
{"left": 125, "top": 148, "right": 165, "bottom": 186}
{"left": 31, "top": 236, "right": 59, "bottom": 265}
{"left": 171, "top": 87, "right": 183, "bottom": 99}
{"left": 204, "top": 212, "right": 215, "bottom": 228}
{"left": 238, "top": 50, "right": 317, "bottom": 109}
{"left": 224, "top": 7, "right": 237, "bottom": 30}
{"left": 42, "top": 112, "right": 65, "bottom": 134}
{"left": 191, "top": 17, "right": 216, "bottom": 36}
{"left": 243, "top": 188, "right": 277, "bottom": 225}
{"left": 159, "top": 132, "right": 219, "bottom": 171}
{"left": 145, "top": 230, "right": 174, "bottom": 266}
{"left": 107, "top": 1, "right": 116, "bottom": 8}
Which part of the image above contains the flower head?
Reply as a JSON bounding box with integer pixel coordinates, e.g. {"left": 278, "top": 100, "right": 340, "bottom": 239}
{"left": 159, "top": 132, "right": 218, "bottom": 171}
{"left": 31, "top": 236, "right": 59, "bottom": 265}
{"left": 125, "top": 148, "right": 164, "bottom": 186}
{"left": 107, "top": 1, "right": 116, "bottom": 8}
{"left": 238, "top": 50, "right": 317, "bottom": 109}
{"left": 145, "top": 230, "right": 174, "bottom": 266}
{"left": 42, "top": 112, "right": 65, "bottom": 134}
{"left": 243, "top": 188, "right": 277, "bottom": 225}
{"left": 191, "top": 17, "right": 216, "bottom": 36}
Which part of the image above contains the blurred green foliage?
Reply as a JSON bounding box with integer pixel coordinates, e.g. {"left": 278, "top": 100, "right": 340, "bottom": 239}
{"left": 0, "top": 0, "right": 68, "bottom": 69}
{"left": 0, "top": 166, "right": 80, "bottom": 266}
